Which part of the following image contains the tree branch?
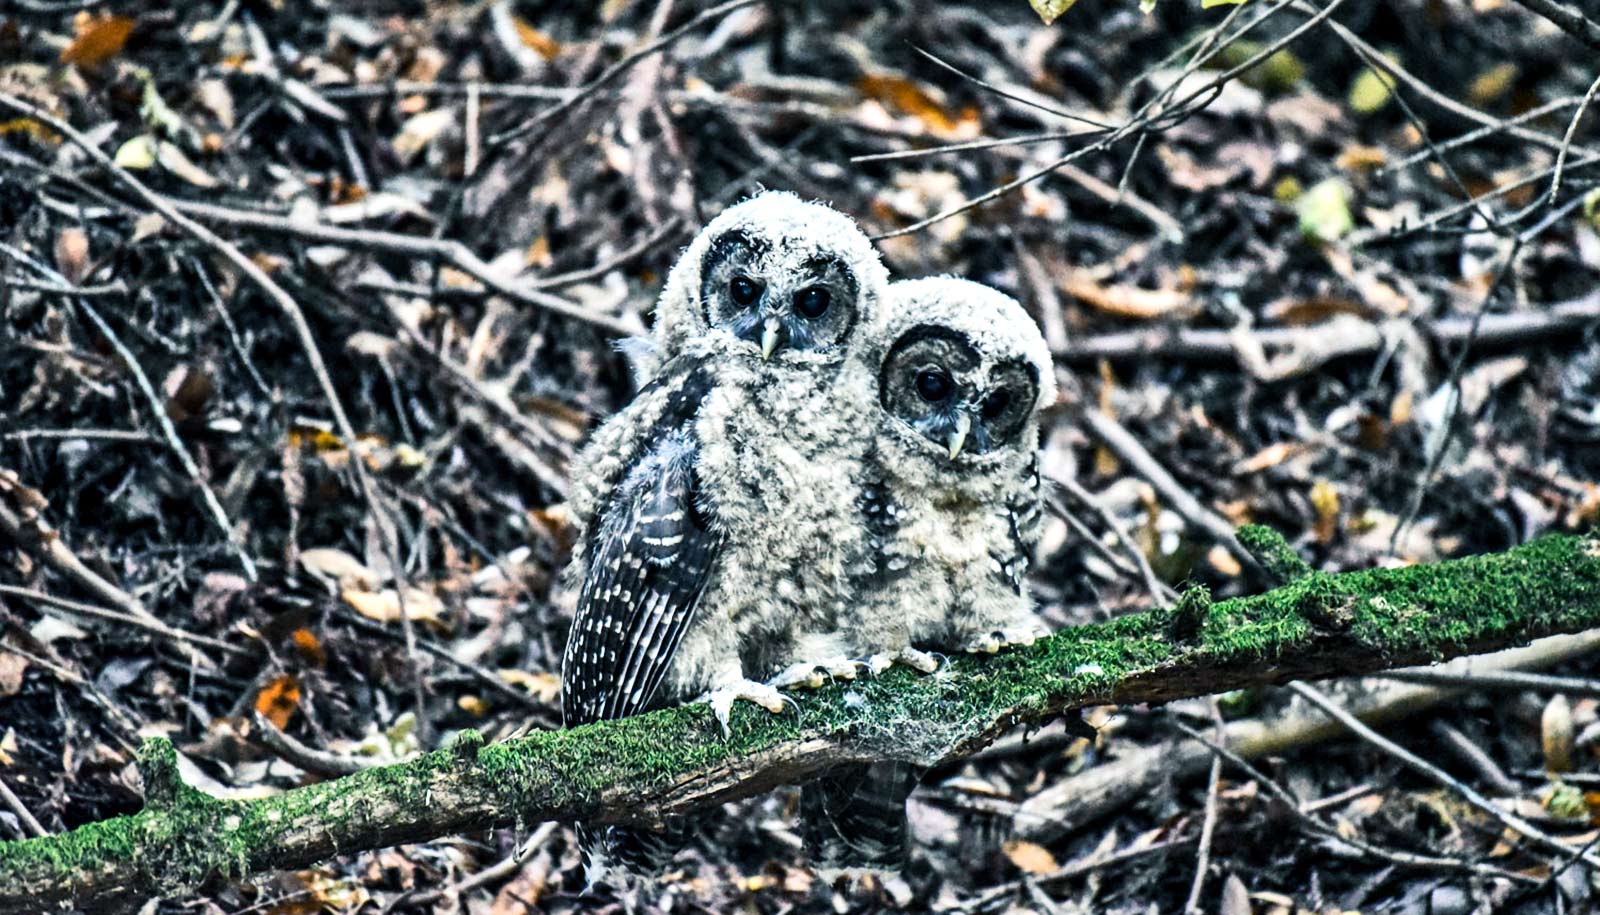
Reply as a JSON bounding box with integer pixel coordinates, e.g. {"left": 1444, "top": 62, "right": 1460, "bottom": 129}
{"left": 2, "top": 528, "right": 1598, "bottom": 912}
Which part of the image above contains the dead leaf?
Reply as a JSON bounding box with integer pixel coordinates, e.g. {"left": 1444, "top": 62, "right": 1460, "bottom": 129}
{"left": 342, "top": 587, "right": 445, "bottom": 625}
{"left": 1001, "top": 839, "right": 1057, "bottom": 874}
{"left": 291, "top": 629, "right": 326, "bottom": 667}
{"left": 1220, "top": 873, "right": 1253, "bottom": 915}
{"left": 512, "top": 18, "right": 563, "bottom": 59}
{"left": 255, "top": 675, "right": 301, "bottom": 730}
{"left": 54, "top": 228, "right": 89, "bottom": 284}
{"left": 1310, "top": 479, "right": 1340, "bottom": 544}
{"left": 1063, "top": 268, "right": 1194, "bottom": 320}
{"left": 1234, "top": 441, "right": 1300, "bottom": 474}
{"left": 857, "top": 74, "right": 980, "bottom": 139}
{"left": 0, "top": 653, "right": 28, "bottom": 697}
{"left": 393, "top": 108, "right": 454, "bottom": 163}
{"left": 1029, "top": 0, "right": 1077, "bottom": 23}
{"left": 0, "top": 729, "right": 16, "bottom": 766}
{"left": 1545, "top": 694, "right": 1576, "bottom": 773}
{"left": 299, "top": 547, "right": 380, "bottom": 591}
{"left": 499, "top": 669, "right": 561, "bottom": 703}
{"left": 61, "top": 15, "right": 135, "bottom": 68}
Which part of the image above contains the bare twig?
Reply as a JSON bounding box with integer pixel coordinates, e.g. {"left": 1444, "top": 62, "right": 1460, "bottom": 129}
{"left": 0, "top": 778, "right": 46, "bottom": 840}
{"left": 1182, "top": 701, "right": 1225, "bottom": 914}
{"left": 1289, "top": 681, "right": 1600, "bottom": 872}
{"left": 0, "top": 585, "right": 244, "bottom": 658}
{"left": 488, "top": 0, "right": 759, "bottom": 146}
{"left": 1507, "top": 0, "right": 1600, "bottom": 50}
{"left": 250, "top": 713, "right": 374, "bottom": 778}
{"left": 1075, "top": 408, "right": 1260, "bottom": 574}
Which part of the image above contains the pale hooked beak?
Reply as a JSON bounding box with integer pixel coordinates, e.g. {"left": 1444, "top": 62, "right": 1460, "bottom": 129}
{"left": 760, "top": 316, "right": 782, "bottom": 361}
{"left": 947, "top": 412, "right": 971, "bottom": 460}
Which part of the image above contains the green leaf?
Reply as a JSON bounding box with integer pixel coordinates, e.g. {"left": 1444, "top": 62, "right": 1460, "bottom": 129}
{"left": 1296, "top": 178, "right": 1355, "bottom": 243}
{"left": 1029, "top": 0, "right": 1077, "bottom": 23}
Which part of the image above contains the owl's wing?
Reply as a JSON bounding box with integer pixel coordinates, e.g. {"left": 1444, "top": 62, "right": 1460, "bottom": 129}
{"left": 996, "top": 457, "right": 1044, "bottom": 594}
{"left": 562, "top": 363, "right": 722, "bottom": 726}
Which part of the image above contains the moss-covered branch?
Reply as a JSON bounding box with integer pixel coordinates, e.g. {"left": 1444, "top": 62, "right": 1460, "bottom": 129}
{"left": 4, "top": 529, "right": 1599, "bottom": 912}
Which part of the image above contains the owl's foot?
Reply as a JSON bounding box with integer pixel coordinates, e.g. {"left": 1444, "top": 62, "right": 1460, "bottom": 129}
{"left": 962, "top": 625, "right": 1046, "bottom": 655}
{"left": 864, "top": 646, "right": 942, "bottom": 675}
{"left": 704, "top": 680, "right": 792, "bottom": 737}
{"left": 769, "top": 657, "right": 864, "bottom": 690}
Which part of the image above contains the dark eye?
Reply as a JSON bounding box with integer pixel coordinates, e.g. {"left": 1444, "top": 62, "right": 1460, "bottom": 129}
{"left": 794, "top": 286, "right": 831, "bottom": 319}
{"left": 729, "top": 276, "right": 761, "bottom": 307}
{"left": 982, "top": 389, "right": 1011, "bottom": 420}
{"left": 915, "top": 369, "right": 952, "bottom": 403}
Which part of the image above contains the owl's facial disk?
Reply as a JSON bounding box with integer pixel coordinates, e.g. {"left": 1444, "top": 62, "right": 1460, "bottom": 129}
{"left": 699, "top": 230, "right": 860, "bottom": 359}
{"left": 879, "top": 326, "right": 1038, "bottom": 460}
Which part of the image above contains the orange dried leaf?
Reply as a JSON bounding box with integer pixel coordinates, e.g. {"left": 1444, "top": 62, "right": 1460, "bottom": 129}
{"left": 512, "top": 18, "right": 563, "bottom": 60}
{"left": 1235, "top": 441, "right": 1298, "bottom": 474}
{"left": 61, "top": 15, "right": 136, "bottom": 68}
{"left": 1002, "top": 839, "right": 1058, "bottom": 875}
{"left": 857, "top": 74, "right": 979, "bottom": 139}
{"left": 0, "top": 119, "right": 60, "bottom": 145}
{"left": 255, "top": 674, "right": 301, "bottom": 729}
{"left": 291, "top": 628, "right": 326, "bottom": 667}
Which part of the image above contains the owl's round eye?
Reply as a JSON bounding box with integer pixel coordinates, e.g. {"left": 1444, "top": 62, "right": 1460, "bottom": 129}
{"left": 915, "top": 369, "right": 953, "bottom": 403}
{"left": 981, "top": 389, "right": 1011, "bottom": 419}
{"left": 729, "top": 276, "right": 762, "bottom": 307}
{"left": 794, "top": 286, "right": 831, "bottom": 319}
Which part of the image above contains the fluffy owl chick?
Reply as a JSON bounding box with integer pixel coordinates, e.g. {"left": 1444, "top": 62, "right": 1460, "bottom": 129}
{"left": 561, "top": 191, "right": 888, "bottom": 736}
{"left": 852, "top": 276, "right": 1056, "bottom": 658}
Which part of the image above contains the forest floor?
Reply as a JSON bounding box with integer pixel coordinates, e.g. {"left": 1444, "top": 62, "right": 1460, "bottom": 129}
{"left": 3, "top": 0, "right": 1600, "bottom": 912}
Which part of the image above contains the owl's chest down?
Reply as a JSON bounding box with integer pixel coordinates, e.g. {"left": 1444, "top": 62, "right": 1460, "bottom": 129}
{"left": 692, "top": 373, "right": 870, "bottom": 621}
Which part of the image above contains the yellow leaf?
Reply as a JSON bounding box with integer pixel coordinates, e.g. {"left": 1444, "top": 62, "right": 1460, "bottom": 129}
{"left": 1310, "top": 479, "right": 1340, "bottom": 543}
{"left": 113, "top": 134, "right": 158, "bottom": 170}
{"left": 1002, "top": 839, "right": 1058, "bottom": 875}
{"left": 1029, "top": 0, "right": 1078, "bottom": 23}
{"left": 498, "top": 669, "right": 562, "bottom": 702}
{"left": 61, "top": 15, "right": 135, "bottom": 68}
{"left": 1202, "top": 0, "right": 1249, "bottom": 7}
{"left": 1468, "top": 63, "right": 1518, "bottom": 106}
{"left": 1348, "top": 58, "right": 1399, "bottom": 114}
{"left": 458, "top": 695, "right": 489, "bottom": 716}
{"left": 255, "top": 674, "right": 301, "bottom": 730}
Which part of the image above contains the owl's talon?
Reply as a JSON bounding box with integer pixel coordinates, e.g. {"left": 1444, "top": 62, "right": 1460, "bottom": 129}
{"left": 769, "top": 656, "right": 864, "bottom": 690}
{"left": 861, "top": 647, "right": 941, "bottom": 675}
{"left": 704, "top": 680, "right": 792, "bottom": 737}
{"left": 963, "top": 626, "right": 1045, "bottom": 655}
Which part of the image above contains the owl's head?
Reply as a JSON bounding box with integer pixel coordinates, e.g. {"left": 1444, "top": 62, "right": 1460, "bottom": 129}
{"left": 656, "top": 192, "right": 887, "bottom": 364}
{"left": 875, "top": 278, "right": 1055, "bottom": 465}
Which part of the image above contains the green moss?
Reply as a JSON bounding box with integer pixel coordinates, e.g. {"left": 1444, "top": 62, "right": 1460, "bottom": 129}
{"left": 1237, "top": 524, "right": 1314, "bottom": 583}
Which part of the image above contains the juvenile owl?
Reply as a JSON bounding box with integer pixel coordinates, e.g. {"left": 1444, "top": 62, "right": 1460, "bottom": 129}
{"left": 562, "top": 191, "right": 888, "bottom": 734}
{"left": 799, "top": 277, "right": 1055, "bottom": 868}
{"left": 855, "top": 275, "right": 1056, "bottom": 660}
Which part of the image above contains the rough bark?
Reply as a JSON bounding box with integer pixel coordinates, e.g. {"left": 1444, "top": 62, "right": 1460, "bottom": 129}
{"left": 2, "top": 528, "right": 1598, "bottom": 913}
